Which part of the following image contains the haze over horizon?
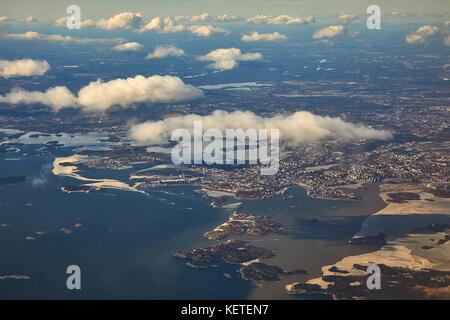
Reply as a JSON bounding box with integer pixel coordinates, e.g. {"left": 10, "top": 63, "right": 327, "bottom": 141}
{"left": 1, "top": 0, "right": 449, "bottom": 21}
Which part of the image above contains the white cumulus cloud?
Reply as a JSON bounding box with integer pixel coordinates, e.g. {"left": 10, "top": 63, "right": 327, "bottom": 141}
{"left": 176, "top": 13, "right": 211, "bottom": 22}
{"left": 0, "top": 59, "right": 50, "bottom": 77}
{"left": 188, "top": 25, "right": 229, "bottom": 37}
{"left": 198, "top": 48, "right": 262, "bottom": 70}
{"left": 0, "top": 75, "right": 203, "bottom": 112}
{"left": 112, "top": 42, "right": 144, "bottom": 51}
{"left": 146, "top": 45, "right": 185, "bottom": 59}
{"left": 0, "top": 16, "right": 11, "bottom": 23}
{"left": 216, "top": 15, "right": 240, "bottom": 22}
{"left": 247, "top": 15, "right": 315, "bottom": 25}
{"left": 190, "top": 13, "right": 210, "bottom": 22}
{"left": 54, "top": 16, "right": 95, "bottom": 28}
{"left": 338, "top": 13, "right": 359, "bottom": 24}
{"left": 24, "top": 16, "right": 37, "bottom": 23}
{"left": 97, "top": 12, "right": 144, "bottom": 30}
{"left": 406, "top": 25, "right": 440, "bottom": 44}
{"left": 141, "top": 16, "right": 186, "bottom": 33}
{"left": 0, "top": 86, "right": 77, "bottom": 111}
{"left": 141, "top": 16, "right": 163, "bottom": 31}
{"left": 129, "top": 110, "right": 393, "bottom": 146}
{"left": 242, "top": 31, "right": 287, "bottom": 42}
{"left": 313, "top": 25, "right": 347, "bottom": 39}
{"left": 77, "top": 75, "right": 202, "bottom": 111}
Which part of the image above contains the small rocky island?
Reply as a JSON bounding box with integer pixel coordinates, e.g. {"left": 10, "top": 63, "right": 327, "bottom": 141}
{"left": 174, "top": 212, "right": 307, "bottom": 282}
{"left": 204, "top": 212, "right": 282, "bottom": 240}
{"left": 173, "top": 239, "right": 275, "bottom": 268}
{"left": 240, "top": 262, "right": 307, "bottom": 282}
{"left": 61, "top": 185, "right": 104, "bottom": 193}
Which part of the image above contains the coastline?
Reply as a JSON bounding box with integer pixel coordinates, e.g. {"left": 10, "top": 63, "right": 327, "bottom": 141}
{"left": 238, "top": 183, "right": 387, "bottom": 299}
{"left": 288, "top": 182, "right": 450, "bottom": 299}
{"left": 52, "top": 155, "right": 146, "bottom": 194}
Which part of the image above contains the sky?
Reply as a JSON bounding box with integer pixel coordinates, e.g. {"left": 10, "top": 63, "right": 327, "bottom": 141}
{"left": 1, "top": 0, "right": 449, "bottom": 20}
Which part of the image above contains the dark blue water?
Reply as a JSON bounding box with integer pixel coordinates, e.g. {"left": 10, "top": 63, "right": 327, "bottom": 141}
{"left": 0, "top": 131, "right": 390, "bottom": 300}
{"left": 0, "top": 145, "right": 252, "bottom": 299}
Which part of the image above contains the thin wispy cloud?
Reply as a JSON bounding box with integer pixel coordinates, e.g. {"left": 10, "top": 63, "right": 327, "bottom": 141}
{"left": 247, "top": 14, "right": 315, "bottom": 25}
{"left": 0, "top": 31, "right": 123, "bottom": 45}
{"left": 31, "top": 164, "right": 52, "bottom": 187}
{"left": 176, "top": 13, "right": 240, "bottom": 23}
{"left": 216, "top": 14, "right": 240, "bottom": 22}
